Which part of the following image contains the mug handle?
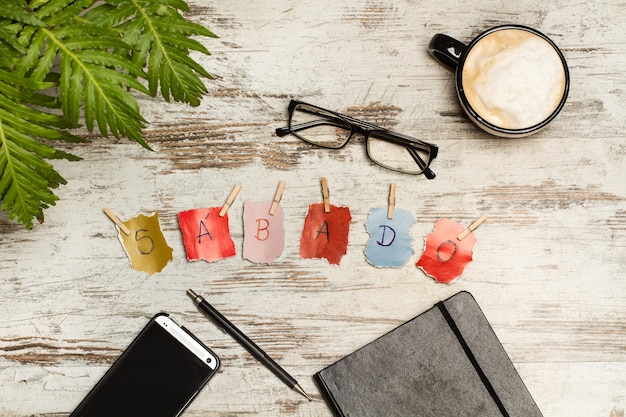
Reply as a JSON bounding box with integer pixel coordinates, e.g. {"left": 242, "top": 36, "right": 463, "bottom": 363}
{"left": 428, "top": 34, "right": 467, "bottom": 72}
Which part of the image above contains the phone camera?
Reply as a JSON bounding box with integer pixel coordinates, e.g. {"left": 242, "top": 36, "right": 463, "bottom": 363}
{"left": 206, "top": 357, "right": 213, "bottom": 364}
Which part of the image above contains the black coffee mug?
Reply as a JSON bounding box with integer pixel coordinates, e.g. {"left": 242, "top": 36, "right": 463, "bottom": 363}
{"left": 429, "top": 25, "right": 569, "bottom": 137}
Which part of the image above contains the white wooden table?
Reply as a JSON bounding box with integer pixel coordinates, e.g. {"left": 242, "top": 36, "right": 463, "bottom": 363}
{"left": 1, "top": 1, "right": 625, "bottom": 416}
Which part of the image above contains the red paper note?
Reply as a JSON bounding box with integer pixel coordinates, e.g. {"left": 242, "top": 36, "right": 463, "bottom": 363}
{"left": 416, "top": 218, "right": 477, "bottom": 284}
{"left": 300, "top": 203, "right": 351, "bottom": 265}
{"left": 178, "top": 207, "right": 236, "bottom": 262}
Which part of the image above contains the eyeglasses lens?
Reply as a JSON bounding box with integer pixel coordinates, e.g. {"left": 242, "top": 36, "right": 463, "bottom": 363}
{"left": 290, "top": 104, "right": 352, "bottom": 148}
{"left": 367, "top": 132, "right": 431, "bottom": 175}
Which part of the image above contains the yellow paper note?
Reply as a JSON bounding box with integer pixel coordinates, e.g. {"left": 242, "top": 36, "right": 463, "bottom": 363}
{"left": 119, "top": 212, "right": 173, "bottom": 274}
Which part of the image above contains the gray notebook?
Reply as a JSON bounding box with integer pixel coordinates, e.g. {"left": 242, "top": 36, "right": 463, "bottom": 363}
{"left": 315, "top": 291, "right": 543, "bottom": 417}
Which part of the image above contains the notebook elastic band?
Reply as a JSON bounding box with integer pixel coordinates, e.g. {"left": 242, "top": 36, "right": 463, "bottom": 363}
{"left": 437, "top": 301, "right": 510, "bottom": 417}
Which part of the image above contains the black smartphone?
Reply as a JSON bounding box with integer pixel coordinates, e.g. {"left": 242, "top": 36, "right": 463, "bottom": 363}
{"left": 69, "top": 313, "right": 220, "bottom": 417}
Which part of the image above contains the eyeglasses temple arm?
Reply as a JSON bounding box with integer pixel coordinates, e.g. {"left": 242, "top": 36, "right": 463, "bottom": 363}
{"left": 275, "top": 119, "right": 350, "bottom": 137}
{"left": 275, "top": 126, "right": 291, "bottom": 137}
{"left": 407, "top": 147, "right": 436, "bottom": 179}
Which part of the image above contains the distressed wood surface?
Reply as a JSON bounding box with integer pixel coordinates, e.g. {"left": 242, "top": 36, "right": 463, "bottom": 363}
{"left": 1, "top": 0, "right": 625, "bottom": 416}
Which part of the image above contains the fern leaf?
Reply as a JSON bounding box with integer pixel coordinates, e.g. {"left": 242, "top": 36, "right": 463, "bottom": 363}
{"left": 0, "top": 24, "right": 27, "bottom": 55}
{"left": 1, "top": 0, "right": 218, "bottom": 228}
{"left": 87, "top": 0, "right": 218, "bottom": 106}
{"left": 0, "top": 65, "right": 55, "bottom": 93}
{"left": 16, "top": 29, "right": 48, "bottom": 80}
{"left": 32, "top": 23, "right": 151, "bottom": 148}
{"left": 33, "top": 0, "right": 89, "bottom": 21}
{"left": 79, "top": 2, "right": 134, "bottom": 28}
{"left": 0, "top": 3, "right": 46, "bottom": 27}
{"left": 0, "top": 44, "right": 18, "bottom": 69}
{"left": 0, "top": 70, "right": 82, "bottom": 229}
{"left": 0, "top": 129, "right": 59, "bottom": 228}
{"left": 40, "top": 0, "right": 93, "bottom": 26}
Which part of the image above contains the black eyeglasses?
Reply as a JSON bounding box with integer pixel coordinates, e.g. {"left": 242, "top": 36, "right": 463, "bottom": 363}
{"left": 275, "top": 100, "right": 438, "bottom": 178}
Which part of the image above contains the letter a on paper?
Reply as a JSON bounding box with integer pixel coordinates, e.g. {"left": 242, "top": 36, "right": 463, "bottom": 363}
{"left": 178, "top": 207, "right": 236, "bottom": 262}
{"left": 300, "top": 202, "right": 351, "bottom": 265}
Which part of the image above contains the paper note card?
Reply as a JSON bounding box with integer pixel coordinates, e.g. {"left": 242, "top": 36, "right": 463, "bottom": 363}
{"left": 416, "top": 218, "right": 477, "bottom": 284}
{"left": 119, "top": 212, "right": 173, "bottom": 274}
{"left": 243, "top": 202, "right": 285, "bottom": 264}
{"left": 178, "top": 207, "right": 236, "bottom": 262}
{"left": 300, "top": 203, "right": 351, "bottom": 265}
{"left": 364, "top": 207, "right": 415, "bottom": 268}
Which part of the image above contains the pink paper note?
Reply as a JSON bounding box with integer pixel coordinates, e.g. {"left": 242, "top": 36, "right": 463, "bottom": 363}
{"left": 178, "top": 207, "right": 236, "bottom": 262}
{"left": 243, "top": 202, "right": 285, "bottom": 264}
{"left": 300, "top": 203, "right": 351, "bottom": 265}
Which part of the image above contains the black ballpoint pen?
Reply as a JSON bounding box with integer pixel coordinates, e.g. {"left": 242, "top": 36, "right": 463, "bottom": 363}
{"left": 187, "top": 289, "right": 311, "bottom": 401}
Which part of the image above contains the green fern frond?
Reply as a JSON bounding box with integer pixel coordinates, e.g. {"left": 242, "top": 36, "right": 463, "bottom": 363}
{"left": 0, "top": 119, "right": 61, "bottom": 228}
{"left": 0, "top": 2, "right": 45, "bottom": 27}
{"left": 85, "top": 0, "right": 218, "bottom": 106}
{"left": 0, "top": 44, "right": 19, "bottom": 68}
{"left": 0, "top": 24, "right": 26, "bottom": 56}
{"left": 34, "top": 0, "right": 90, "bottom": 22}
{"left": 0, "top": 0, "right": 217, "bottom": 228}
{"left": 0, "top": 69, "right": 83, "bottom": 229}
{"left": 34, "top": 22, "right": 151, "bottom": 147}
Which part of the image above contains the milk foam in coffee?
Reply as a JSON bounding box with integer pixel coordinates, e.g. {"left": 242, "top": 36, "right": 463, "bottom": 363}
{"left": 461, "top": 28, "right": 567, "bottom": 130}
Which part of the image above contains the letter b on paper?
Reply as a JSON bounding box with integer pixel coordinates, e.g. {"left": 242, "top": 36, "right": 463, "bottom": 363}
{"left": 243, "top": 202, "right": 285, "bottom": 264}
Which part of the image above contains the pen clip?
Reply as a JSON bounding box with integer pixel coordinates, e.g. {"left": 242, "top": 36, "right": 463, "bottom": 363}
{"left": 211, "top": 320, "right": 228, "bottom": 334}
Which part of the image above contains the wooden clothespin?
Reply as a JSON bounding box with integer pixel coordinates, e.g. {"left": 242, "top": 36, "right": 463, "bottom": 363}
{"left": 269, "top": 181, "right": 286, "bottom": 216}
{"left": 457, "top": 215, "right": 487, "bottom": 241}
{"left": 321, "top": 177, "right": 331, "bottom": 213}
{"left": 219, "top": 184, "right": 241, "bottom": 217}
{"left": 387, "top": 183, "right": 396, "bottom": 220}
{"left": 103, "top": 208, "right": 131, "bottom": 235}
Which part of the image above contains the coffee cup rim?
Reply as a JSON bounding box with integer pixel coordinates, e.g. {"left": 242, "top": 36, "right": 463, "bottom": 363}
{"left": 455, "top": 24, "right": 570, "bottom": 136}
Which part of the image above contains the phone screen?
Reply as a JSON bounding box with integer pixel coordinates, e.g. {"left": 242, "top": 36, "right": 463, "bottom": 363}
{"left": 70, "top": 314, "right": 219, "bottom": 417}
